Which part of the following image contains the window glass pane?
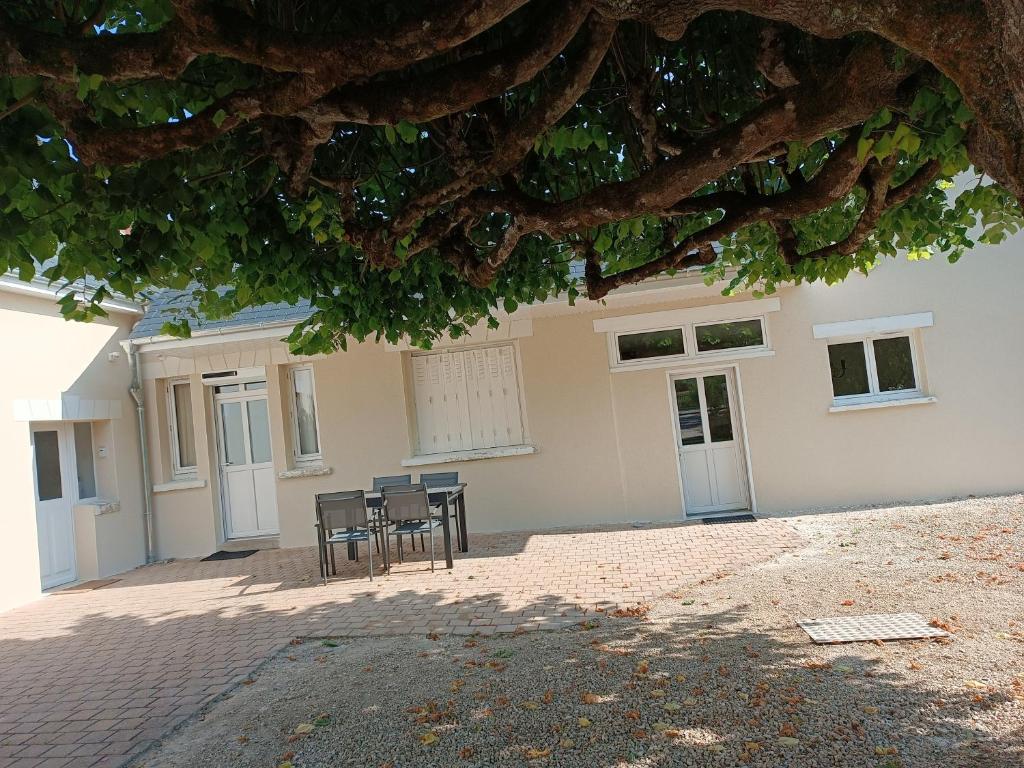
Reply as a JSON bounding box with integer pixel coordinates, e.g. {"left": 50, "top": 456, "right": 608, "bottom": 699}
{"left": 172, "top": 382, "right": 197, "bottom": 470}
{"left": 695, "top": 319, "right": 764, "bottom": 352}
{"left": 292, "top": 369, "right": 320, "bottom": 456}
{"left": 674, "top": 378, "right": 704, "bottom": 445}
{"left": 873, "top": 336, "right": 916, "bottom": 392}
{"left": 33, "top": 430, "right": 63, "bottom": 501}
{"left": 703, "top": 375, "right": 734, "bottom": 442}
{"left": 243, "top": 380, "right": 267, "bottom": 391}
{"left": 828, "top": 342, "right": 870, "bottom": 397}
{"left": 618, "top": 329, "right": 686, "bottom": 361}
{"left": 214, "top": 384, "right": 239, "bottom": 394}
{"left": 246, "top": 399, "right": 272, "bottom": 464}
{"left": 73, "top": 422, "right": 97, "bottom": 499}
{"left": 219, "top": 401, "right": 245, "bottom": 465}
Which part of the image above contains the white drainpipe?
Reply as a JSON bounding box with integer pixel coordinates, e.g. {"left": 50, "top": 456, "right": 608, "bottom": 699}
{"left": 127, "top": 343, "right": 156, "bottom": 563}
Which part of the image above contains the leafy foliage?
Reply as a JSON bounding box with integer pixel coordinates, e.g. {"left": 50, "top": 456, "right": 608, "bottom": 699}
{"left": 0, "top": 1, "right": 1021, "bottom": 353}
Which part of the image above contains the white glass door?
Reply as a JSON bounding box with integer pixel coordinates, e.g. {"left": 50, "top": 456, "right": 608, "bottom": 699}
{"left": 215, "top": 382, "right": 279, "bottom": 538}
{"left": 672, "top": 371, "right": 750, "bottom": 515}
{"left": 31, "top": 424, "right": 77, "bottom": 588}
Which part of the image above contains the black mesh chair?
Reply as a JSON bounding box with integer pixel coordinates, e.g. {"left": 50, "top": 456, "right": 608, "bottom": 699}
{"left": 372, "top": 474, "right": 412, "bottom": 491}
{"left": 382, "top": 484, "right": 442, "bottom": 571}
{"left": 420, "top": 471, "right": 460, "bottom": 545}
{"left": 373, "top": 475, "right": 413, "bottom": 548}
{"left": 315, "top": 490, "right": 378, "bottom": 584}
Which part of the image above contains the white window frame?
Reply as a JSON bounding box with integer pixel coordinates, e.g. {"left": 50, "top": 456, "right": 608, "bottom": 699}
{"left": 72, "top": 421, "right": 99, "bottom": 502}
{"left": 287, "top": 364, "right": 323, "bottom": 465}
{"left": 825, "top": 331, "right": 925, "bottom": 408}
{"left": 610, "top": 315, "right": 771, "bottom": 370}
{"left": 166, "top": 378, "right": 198, "bottom": 478}
{"left": 406, "top": 341, "right": 532, "bottom": 462}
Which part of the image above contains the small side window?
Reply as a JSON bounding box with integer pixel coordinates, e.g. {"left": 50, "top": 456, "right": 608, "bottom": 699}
{"left": 827, "top": 333, "right": 921, "bottom": 405}
{"left": 168, "top": 380, "right": 197, "bottom": 476}
{"left": 289, "top": 366, "right": 322, "bottom": 462}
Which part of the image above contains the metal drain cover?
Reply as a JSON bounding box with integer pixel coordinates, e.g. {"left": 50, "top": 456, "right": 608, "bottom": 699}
{"left": 798, "top": 613, "right": 949, "bottom": 644}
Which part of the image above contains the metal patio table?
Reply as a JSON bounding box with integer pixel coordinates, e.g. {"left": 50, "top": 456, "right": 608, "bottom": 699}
{"left": 347, "top": 483, "right": 468, "bottom": 569}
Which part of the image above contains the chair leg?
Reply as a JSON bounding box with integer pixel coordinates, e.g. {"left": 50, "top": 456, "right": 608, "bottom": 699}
{"left": 367, "top": 538, "right": 373, "bottom": 582}
{"left": 420, "top": 533, "right": 425, "bottom": 551}
{"left": 429, "top": 524, "right": 435, "bottom": 572}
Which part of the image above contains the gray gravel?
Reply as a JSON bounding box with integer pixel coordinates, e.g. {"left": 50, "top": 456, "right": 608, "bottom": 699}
{"left": 135, "top": 494, "right": 1024, "bottom": 768}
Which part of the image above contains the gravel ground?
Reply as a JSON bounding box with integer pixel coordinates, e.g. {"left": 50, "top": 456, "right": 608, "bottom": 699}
{"left": 135, "top": 495, "right": 1024, "bottom": 768}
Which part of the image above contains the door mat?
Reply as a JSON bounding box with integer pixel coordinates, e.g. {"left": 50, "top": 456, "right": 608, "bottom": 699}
{"left": 57, "top": 578, "right": 121, "bottom": 593}
{"left": 202, "top": 549, "right": 258, "bottom": 561}
{"left": 798, "top": 613, "right": 949, "bottom": 644}
{"left": 703, "top": 514, "right": 757, "bottom": 525}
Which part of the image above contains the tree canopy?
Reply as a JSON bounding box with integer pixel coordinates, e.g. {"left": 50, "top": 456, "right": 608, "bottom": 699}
{"left": 1, "top": 0, "right": 1023, "bottom": 352}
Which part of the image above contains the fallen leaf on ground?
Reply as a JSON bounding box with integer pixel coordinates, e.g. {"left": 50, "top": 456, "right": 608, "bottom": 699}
{"left": 581, "top": 692, "right": 601, "bottom": 704}
{"left": 524, "top": 747, "right": 551, "bottom": 759}
{"left": 293, "top": 724, "right": 314, "bottom": 735}
{"left": 419, "top": 732, "right": 439, "bottom": 746}
{"left": 577, "top": 717, "right": 592, "bottom": 728}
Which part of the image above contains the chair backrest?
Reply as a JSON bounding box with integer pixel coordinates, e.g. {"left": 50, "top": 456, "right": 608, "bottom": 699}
{"left": 316, "top": 490, "right": 370, "bottom": 531}
{"left": 419, "top": 471, "right": 459, "bottom": 488}
{"left": 372, "top": 474, "right": 412, "bottom": 491}
{"left": 382, "top": 483, "right": 430, "bottom": 523}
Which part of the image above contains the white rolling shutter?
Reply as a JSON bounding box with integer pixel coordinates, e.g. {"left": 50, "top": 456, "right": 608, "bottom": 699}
{"left": 412, "top": 345, "right": 524, "bottom": 454}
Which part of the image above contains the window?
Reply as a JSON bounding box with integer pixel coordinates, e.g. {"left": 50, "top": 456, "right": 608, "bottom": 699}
{"left": 73, "top": 422, "right": 97, "bottom": 499}
{"left": 167, "top": 379, "right": 197, "bottom": 476}
{"left": 289, "top": 366, "right": 321, "bottom": 462}
{"left": 617, "top": 329, "right": 686, "bottom": 361}
{"left": 613, "top": 317, "right": 768, "bottom": 367}
{"left": 827, "top": 333, "right": 921, "bottom": 404}
{"left": 695, "top": 319, "right": 765, "bottom": 352}
{"left": 411, "top": 345, "right": 525, "bottom": 455}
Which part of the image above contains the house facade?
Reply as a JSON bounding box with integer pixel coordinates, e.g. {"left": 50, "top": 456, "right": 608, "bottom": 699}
{"left": 131, "top": 235, "right": 1023, "bottom": 562}
{"left": 0, "top": 271, "right": 146, "bottom": 613}
{"left": 3, "top": 227, "right": 1023, "bottom": 611}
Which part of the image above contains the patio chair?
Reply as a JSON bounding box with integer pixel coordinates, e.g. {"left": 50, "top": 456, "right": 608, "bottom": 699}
{"left": 373, "top": 474, "right": 415, "bottom": 548}
{"left": 420, "top": 471, "right": 461, "bottom": 545}
{"left": 382, "top": 484, "right": 442, "bottom": 572}
{"left": 315, "top": 490, "right": 379, "bottom": 584}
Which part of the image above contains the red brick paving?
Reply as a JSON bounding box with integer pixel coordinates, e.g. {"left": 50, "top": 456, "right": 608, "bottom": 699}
{"left": 0, "top": 520, "right": 797, "bottom": 767}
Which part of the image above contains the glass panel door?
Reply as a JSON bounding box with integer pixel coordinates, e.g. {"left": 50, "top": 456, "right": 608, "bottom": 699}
{"left": 674, "top": 378, "right": 705, "bottom": 445}
{"left": 33, "top": 430, "right": 63, "bottom": 501}
{"left": 702, "top": 374, "right": 735, "bottom": 442}
{"left": 219, "top": 401, "right": 246, "bottom": 465}
{"left": 246, "top": 399, "right": 272, "bottom": 464}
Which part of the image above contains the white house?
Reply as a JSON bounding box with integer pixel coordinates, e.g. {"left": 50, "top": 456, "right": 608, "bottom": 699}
{"left": 3, "top": 229, "right": 1023, "bottom": 612}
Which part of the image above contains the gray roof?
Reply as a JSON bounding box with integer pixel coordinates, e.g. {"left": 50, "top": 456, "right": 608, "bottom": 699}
{"left": 129, "top": 289, "right": 314, "bottom": 339}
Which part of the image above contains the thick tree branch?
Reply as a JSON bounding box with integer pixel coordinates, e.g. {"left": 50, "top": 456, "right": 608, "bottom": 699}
{"left": 392, "top": 13, "right": 617, "bottom": 236}
{"left": 302, "top": 0, "right": 591, "bottom": 126}
{"left": 1, "top": 0, "right": 531, "bottom": 83}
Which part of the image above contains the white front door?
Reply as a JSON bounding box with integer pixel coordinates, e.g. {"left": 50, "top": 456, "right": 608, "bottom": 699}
{"left": 214, "top": 382, "right": 279, "bottom": 538}
{"left": 672, "top": 370, "right": 751, "bottom": 515}
{"left": 31, "top": 424, "right": 77, "bottom": 588}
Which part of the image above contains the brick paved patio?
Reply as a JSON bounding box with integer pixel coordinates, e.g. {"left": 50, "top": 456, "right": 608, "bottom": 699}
{"left": 0, "top": 520, "right": 797, "bottom": 768}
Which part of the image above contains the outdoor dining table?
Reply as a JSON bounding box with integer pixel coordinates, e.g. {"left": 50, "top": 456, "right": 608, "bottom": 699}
{"left": 347, "top": 483, "right": 468, "bottom": 569}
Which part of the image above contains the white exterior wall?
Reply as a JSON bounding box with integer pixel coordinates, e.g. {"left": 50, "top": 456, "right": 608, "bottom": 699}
{"left": 138, "top": 231, "right": 1024, "bottom": 557}
{"left": 0, "top": 288, "right": 145, "bottom": 613}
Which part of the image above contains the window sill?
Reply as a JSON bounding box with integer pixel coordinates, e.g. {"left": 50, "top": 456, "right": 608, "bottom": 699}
{"left": 75, "top": 498, "right": 120, "bottom": 516}
{"left": 153, "top": 478, "right": 207, "bottom": 493}
{"left": 611, "top": 348, "right": 774, "bottom": 373}
{"left": 278, "top": 464, "right": 334, "bottom": 480}
{"left": 401, "top": 444, "right": 537, "bottom": 467}
{"left": 829, "top": 395, "right": 937, "bottom": 413}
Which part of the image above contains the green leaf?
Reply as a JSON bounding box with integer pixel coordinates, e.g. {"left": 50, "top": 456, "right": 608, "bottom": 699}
{"left": 856, "top": 137, "right": 874, "bottom": 163}
{"left": 212, "top": 109, "right": 228, "bottom": 128}
{"left": 397, "top": 121, "right": 418, "bottom": 144}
